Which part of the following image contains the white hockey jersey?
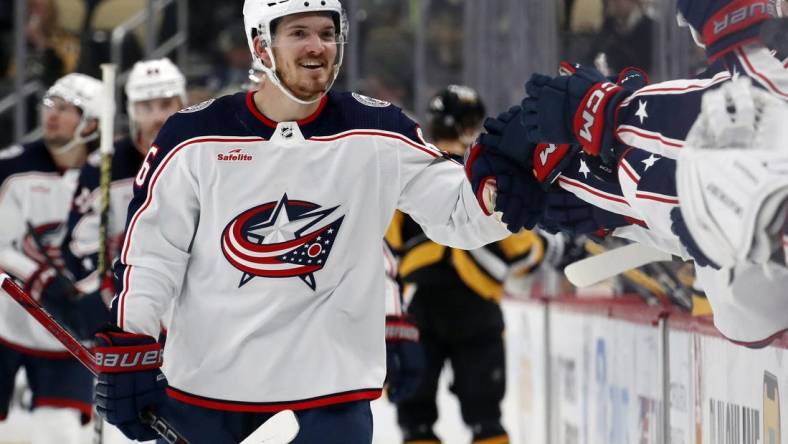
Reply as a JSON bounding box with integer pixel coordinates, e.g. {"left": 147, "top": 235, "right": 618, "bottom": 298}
{"left": 114, "top": 91, "right": 509, "bottom": 411}
{"left": 0, "top": 140, "right": 81, "bottom": 353}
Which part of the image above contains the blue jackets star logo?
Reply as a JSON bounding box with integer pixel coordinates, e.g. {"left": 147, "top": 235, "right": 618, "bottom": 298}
{"left": 220, "top": 194, "right": 344, "bottom": 290}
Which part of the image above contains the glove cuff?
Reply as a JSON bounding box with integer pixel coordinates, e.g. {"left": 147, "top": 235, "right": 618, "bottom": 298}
{"left": 702, "top": 0, "right": 775, "bottom": 62}
{"left": 385, "top": 315, "right": 419, "bottom": 342}
{"left": 94, "top": 331, "right": 163, "bottom": 373}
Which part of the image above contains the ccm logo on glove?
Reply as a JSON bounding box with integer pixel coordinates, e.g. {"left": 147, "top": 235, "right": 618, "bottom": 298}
{"left": 575, "top": 82, "right": 619, "bottom": 146}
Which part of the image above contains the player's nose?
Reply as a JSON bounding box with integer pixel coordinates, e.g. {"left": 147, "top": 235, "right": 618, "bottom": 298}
{"left": 303, "top": 33, "right": 325, "bottom": 54}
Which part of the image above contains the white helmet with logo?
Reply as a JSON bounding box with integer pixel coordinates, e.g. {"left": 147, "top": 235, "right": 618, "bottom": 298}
{"left": 125, "top": 58, "right": 187, "bottom": 148}
{"left": 125, "top": 58, "right": 187, "bottom": 112}
{"left": 242, "top": 0, "right": 348, "bottom": 105}
{"left": 42, "top": 73, "right": 103, "bottom": 154}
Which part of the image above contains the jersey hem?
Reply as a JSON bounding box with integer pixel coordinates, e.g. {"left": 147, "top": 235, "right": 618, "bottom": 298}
{"left": 0, "top": 335, "right": 71, "bottom": 359}
{"left": 166, "top": 386, "right": 382, "bottom": 412}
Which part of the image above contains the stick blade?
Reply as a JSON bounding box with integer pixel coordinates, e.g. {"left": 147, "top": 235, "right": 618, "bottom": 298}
{"left": 564, "top": 243, "right": 673, "bottom": 287}
{"left": 240, "top": 409, "right": 299, "bottom": 444}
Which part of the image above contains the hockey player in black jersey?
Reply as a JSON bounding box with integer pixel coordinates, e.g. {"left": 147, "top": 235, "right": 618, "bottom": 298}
{"left": 0, "top": 73, "right": 103, "bottom": 444}
{"left": 389, "top": 86, "right": 545, "bottom": 444}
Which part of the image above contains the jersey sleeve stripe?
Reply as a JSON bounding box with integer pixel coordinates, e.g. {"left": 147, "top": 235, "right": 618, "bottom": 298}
{"left": 736, "top": 47, "right": 788, "bottom": 99}
{"left": 634, "top": 191, "right": 679, "bottom": 204}
{"left": 619, "top": 158, "right": 641, "bottom": 184}
{"left": 557, "top": 176, "right": 630, "bottom": 205}
{"left": 617, "top": 126, "right": 685, "bottom": 149}
{"left": 311, "top": 130, "right": 441, "bottom": 158}
{"left": 619, "top": 72, "right": 731, "bottom": 106}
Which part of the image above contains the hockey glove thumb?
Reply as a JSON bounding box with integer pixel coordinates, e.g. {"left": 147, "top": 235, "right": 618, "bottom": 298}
{"left": 94, "top": 328, "right": 167, "bottom": 441}
{"left": 385, "top": 315, "right": 425, "bottom": 403}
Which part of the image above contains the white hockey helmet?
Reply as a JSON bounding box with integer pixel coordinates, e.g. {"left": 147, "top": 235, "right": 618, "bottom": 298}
{"left": 125, "top": 58, "right": 187, "bottom": 111}
{"left": 42, "top": 73, "right": 103, "bottom": 154}
{"left": 43, "top": 73, "right": 103, "bottom": 120}
{"left": 242, "top": 0, "right": 349, "bottom": 104}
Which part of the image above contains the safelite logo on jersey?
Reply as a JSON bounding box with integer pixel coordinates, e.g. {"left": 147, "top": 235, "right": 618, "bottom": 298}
{"left": 217, "top": 148, "right": 254, "bottom": 162}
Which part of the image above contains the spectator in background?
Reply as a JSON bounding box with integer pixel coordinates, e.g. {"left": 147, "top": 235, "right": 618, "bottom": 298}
{"left": 587, "top": 0, "right": 653, "bottom": 74}
{"left": 20, "top": 0, "right": 81, "bottom": 86}
{"left": 208, "top": 25, "right": 252, "bottom": 95}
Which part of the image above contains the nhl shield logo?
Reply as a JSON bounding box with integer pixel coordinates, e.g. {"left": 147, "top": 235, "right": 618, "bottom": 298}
{"left": 220, "top": 194, "right": 344, "bottom": 290}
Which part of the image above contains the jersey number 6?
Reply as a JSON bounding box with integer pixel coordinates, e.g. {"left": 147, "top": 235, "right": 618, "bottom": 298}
{"left": 135, "top": 146, "right": 160, "bottom": 188}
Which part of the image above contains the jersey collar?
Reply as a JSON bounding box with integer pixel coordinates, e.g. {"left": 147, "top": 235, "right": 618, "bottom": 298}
{"left": 244, "top": 91, "right": 328, "bottom": 129}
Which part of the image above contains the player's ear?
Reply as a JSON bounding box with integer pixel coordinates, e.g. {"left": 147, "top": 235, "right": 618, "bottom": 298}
{"left": 254, "top": 36, "right": 273, "bottom": 69}
{"left": 81, "top": 119, "right": 99, "bottom": 137}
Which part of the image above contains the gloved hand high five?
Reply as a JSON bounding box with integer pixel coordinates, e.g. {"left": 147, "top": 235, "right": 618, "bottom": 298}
{"left": 522, "top": 64, "right": 647, "bottom": 166}
{"left": 94, "top": 328, "right": 167, "bottom": 441}
{"left": 478, "top": 105, "right": 580, "bottom": 186}
{"left": 677, "top": 0, "right": 779, "bottom": 62}
{"left": 465, "top": 141, "right": 547, "bottom": 232}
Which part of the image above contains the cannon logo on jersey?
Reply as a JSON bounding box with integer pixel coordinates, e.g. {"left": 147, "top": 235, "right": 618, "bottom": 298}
{"left": 23, "top": 222, "right": 65, "bottom": 267}
{"left": 221, "top": 194, "right": 344, "bottom": 290}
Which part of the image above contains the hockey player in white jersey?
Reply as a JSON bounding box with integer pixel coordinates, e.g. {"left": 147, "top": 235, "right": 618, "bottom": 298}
{"left": 62, "top": 58, "right": 187, "bottom": 306}
{"left": 464, "top": 0, "right": 788, "bottom": 345}
{"left": 0, "top": 73, "right": 103, "bottom": 444}
{"left": 92, "top": 1, "right": 510, "bottom": 442}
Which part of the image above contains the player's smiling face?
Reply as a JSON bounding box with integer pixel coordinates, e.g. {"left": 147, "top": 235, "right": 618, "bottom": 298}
{"left": 269, "top": 13, "right": 338, "bottom": 101}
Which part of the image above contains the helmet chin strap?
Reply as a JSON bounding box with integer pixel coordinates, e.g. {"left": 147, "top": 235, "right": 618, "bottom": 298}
{"left": 48, "top": 119, "right": 98, "bottom": 156}
{"left": 258, "top": 45, "right": 339, "bottom": 106}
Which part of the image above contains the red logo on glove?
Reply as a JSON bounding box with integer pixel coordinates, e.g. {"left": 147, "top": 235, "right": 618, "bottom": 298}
{"left": 573, "top": 82, "right": 621, "bottom": 156}
{"left": 533, "top": 143, "right": 572, "bottom": 184}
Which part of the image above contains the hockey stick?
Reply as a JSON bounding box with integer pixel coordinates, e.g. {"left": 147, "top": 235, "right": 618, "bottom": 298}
{"left": 0, "top": 274, "right": 300, "bottom": 443}
{"left": 97, "top": 63, "right": 115, "bottom": 280}
{"left": 564, "top": 242, "right": 675, "bottom": 287}
{"left": 93, "top": 62, "right": 117, "bottom": 444}
{"left": 0, "top": 274, "right": 188, "bottom": 443}
{"left": 239, "top": 410, "right": 299, "bottom": 444}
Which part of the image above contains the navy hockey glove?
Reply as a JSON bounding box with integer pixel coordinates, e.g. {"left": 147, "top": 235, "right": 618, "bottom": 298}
{"left": 480, "top": 105, "right": 580, "bottom": 186}
{"left": 677, "top": 0, "right": 778, "bottom": 62}
{"left": 385, "top": 315, "right": 425, "bottom": 403}
{"left": 670, "top": 207, "right": 721, "bottom": 269}
{"left": 541, "top": 190, "right": 632, "bottom": 238}
{"left": 94, "top": 328, "right": 167, "bottom": 441}
{"left": 522, "top": 64, "right": 646, "bottom": 166}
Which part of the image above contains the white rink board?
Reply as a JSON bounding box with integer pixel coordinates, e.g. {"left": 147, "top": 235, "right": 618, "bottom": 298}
{"left": 548, "top": 309, "right": 590, "bottom": 444}
{"left": 548, "top": 306, "right": 663, "bottom": 444}
{"left": 667, "top": 329, "right": 695, "bottom": 444}
{"left": 695, "top": 333, "right": 787, "bottom": 444}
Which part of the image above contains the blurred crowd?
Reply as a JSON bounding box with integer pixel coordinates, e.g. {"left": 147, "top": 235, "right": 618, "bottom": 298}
{"left": 0, "top": 0, "right": 668, "bottom": 147}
